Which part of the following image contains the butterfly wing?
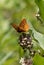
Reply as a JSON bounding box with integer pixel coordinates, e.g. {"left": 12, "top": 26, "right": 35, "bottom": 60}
{"left": 11, "top": 23, "right": 19, "bottom": 31}
{"left": 19, "top": 19, "right": 29, "bottom": 32}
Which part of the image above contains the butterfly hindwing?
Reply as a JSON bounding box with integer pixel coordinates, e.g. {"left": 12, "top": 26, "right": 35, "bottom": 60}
{"left": 11, "top": 23, "right": 19, "bottom": 31}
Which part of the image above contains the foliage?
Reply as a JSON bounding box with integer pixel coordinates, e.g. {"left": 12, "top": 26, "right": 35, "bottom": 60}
{"left": 0, "top": 0, "right": 44, "bottom": 65}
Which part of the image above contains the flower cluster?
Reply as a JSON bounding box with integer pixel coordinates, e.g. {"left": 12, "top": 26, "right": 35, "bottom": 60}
{"left": 19, "top": 57, "right": 32, "bottom": 65}
{"left": 19, "top": 33, "right": 32, "bottom": 49}
{"left": 19, "top": 33, "right": 35, "bottom": 65}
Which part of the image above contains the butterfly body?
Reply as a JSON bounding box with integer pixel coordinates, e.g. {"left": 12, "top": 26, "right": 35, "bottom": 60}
{"left": 11, "top": 19, "right": 29, "bottom": 32}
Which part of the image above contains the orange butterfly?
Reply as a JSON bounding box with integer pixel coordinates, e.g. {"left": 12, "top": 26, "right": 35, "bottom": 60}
{"left": 11, "top": 19, "right": 29, "bottom": 32}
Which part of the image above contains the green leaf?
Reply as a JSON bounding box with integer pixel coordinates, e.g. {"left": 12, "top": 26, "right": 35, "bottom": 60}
{"left": 33, "top": 54, "right": 44, "bottom": 65}
{"left": 35, "top": 0, "right": 44, "bottom": 21}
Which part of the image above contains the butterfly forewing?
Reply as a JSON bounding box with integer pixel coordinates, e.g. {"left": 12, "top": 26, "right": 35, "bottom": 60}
{"left": 19, "top": 19, "right": 29, "bottom": 32}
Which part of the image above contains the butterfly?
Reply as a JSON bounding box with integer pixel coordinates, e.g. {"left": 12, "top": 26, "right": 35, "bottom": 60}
{"left": 11, "top": 19, "right": 29, "bottom": 32}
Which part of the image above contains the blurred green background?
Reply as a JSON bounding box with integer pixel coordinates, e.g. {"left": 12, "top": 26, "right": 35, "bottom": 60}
{"left": 0, "top": 0, "right": 44, "bottom": 65}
